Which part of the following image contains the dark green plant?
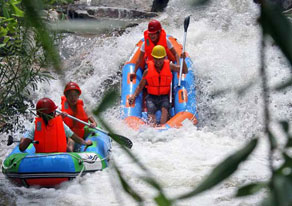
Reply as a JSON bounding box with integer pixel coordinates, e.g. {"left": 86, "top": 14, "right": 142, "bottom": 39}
{"left": 0, "top": 0, "right": 56, "bottom": 133}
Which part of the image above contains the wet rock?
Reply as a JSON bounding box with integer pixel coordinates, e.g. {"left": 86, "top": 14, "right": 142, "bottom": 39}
{"left": 90, "top": 0, "right": 154, "bottom": 11}
{"left": 67, "top": 5, "right": 157, "bottom": 19}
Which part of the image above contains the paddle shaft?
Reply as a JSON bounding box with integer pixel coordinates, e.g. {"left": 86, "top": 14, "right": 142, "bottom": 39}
{"left": 178, "top": 16, "right": 190, "bottom": 87}
{"left": 56, "top": 110, "right": 133, "bottom": 149}
{"left": 56, "top": 110, "right": 109, "bottom": 135}
{"left": 7, "top": 135, "right": 38, "bottom": 146}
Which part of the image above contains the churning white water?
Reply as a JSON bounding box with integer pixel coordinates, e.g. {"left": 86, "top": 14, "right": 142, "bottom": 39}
{"left": 1, "top": 0, "right": 291, "bottom": 205}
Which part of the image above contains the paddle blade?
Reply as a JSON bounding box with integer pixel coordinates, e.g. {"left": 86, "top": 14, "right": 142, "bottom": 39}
{"left": 184, "top": 16, "right": 191, "bottom": 32}
{"left": 110, "top": 133, "right": 133, "bottom": 149}
{"left": 7, "top": 135, "right": 14, "bottom": 146}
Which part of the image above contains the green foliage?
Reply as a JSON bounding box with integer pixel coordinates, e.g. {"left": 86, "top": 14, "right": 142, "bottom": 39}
{"left": 0, "top": 0, "right": 58, "bottom": 133}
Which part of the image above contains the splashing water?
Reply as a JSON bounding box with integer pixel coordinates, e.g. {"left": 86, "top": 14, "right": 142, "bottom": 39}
{"left": 1, "top": 0, "right": 291, "bottom": 205}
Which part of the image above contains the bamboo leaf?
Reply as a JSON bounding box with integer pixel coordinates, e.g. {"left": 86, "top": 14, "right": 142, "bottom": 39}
{"left": 93, "top": 89, "right": 119, "bottom": 115}
{"left": 274, "top": 77, "right": 292, "bottom": 91}
{"left": 267, "top": 129, "right": 277, "bottom": 150}
{"left": 279, "top": 120, "right": 289, "bottom": 134}
{"left": 272, "top": 174, "right": 292, "bottom": 205}
{"left": 113, "top": 163, "right": 143, "bottom": 203}
{"left": 154, "top": 193, "right": 173, "bottom": 206}
{"left": 236, "top": 182, "right": 267, "bottom": 197}
{"left": 176, "top": 138, "right": 258, "bottom": 200}
{"left": 260, "top": 1, "right": 292, "bottom": 72}
{"left": 11, "top": 3, "right": 24, "bottom": 17}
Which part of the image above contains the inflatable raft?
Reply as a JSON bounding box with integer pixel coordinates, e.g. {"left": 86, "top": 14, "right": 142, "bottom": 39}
{"left": 2, "top": 129, "right": 111, "bottom": 187}
{"left": 121, "top": 35, "right": 198, "bottom": 130}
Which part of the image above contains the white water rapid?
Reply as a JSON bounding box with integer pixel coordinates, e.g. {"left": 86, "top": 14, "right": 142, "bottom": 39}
{"left": 1, "top": 0, "right": 291, "bottom": 205}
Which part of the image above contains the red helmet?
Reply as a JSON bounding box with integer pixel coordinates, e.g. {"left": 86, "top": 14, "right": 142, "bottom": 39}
{"left": 36, "top": 98, "right": 58, "bottom": 115}
{"left": 148, "top": 20, "right": 162, "bottom": 33}
{"left": 64, "top": 81, "right": 81, "bottom": 95}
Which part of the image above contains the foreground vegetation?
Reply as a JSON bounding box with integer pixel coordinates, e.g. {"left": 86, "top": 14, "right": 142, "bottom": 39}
{"left": 1, "top": 0, "right": 291, "bottom": 205}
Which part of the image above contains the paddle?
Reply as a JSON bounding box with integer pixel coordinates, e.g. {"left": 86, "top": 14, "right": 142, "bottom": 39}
{"left": 56, "top": 110, "right": 133, "bottom": 149}
{"left": 7, "top": 135, "right": 39, "bottom": 146}
{"left": 178, "top": 16, "right": 191, "bottom": 87}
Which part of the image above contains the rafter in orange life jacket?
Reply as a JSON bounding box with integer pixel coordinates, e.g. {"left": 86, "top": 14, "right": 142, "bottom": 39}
{"left": 61, "top": 96, "right": 88, "bottom": 138}
{"left": 144, "top": 29, "right": 176, "bottom": 62}
{"left": 34, "top": 116, "right": 67, "bottom": 153}
{"left": 144, "top": 59, "right": 173, "bottom": 96}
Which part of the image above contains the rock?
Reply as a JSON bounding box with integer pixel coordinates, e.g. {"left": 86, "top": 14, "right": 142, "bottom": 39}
{"left": 90, "top": 0, "right": 154, "bottom": 11}
{"left": 67, "top": 4, "right": 157, "bottom": 19}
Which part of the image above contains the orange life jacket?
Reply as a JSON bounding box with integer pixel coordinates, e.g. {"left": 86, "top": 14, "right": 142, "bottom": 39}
{"left": 144, "top": 29, "right": 176, "bottom": 62}
{"left": 34, "top": 115, "right": 67, "bottom": 153}
{"left": 61, "top": 96, "right": 88, "bottom": 138}
{"left": 145, "top": 60, "right": 173, "bottom": 95}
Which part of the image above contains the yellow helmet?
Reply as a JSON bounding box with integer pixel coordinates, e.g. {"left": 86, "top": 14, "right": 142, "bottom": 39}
{"left": 151, "top": 45, "right": 166, "bottom": 59}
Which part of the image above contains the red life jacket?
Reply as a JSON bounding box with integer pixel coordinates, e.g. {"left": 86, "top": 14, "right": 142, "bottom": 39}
{"left": 61, "top": 96, "right": 88, "bottom": 138}
{"left": 145, "top": 60, "right": 173, "bottom": 95}
{"left": 144, "top": 29, "right": 176, "bottom": 62}
{"left": 34, "top": 116, "right": 67, "bottom": 153}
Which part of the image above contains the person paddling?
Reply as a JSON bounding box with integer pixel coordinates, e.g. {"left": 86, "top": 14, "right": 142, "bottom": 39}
{"left": 130, "top": 19, "right": 180, "bottom": 80}
{"left": 128, "top": 45, "right": 188, "bottom": 126}
{"left": 61, "top": 81, "right": 97, "bottom": 151}
{"left": 19, "top": 98, "right": 92, "bottom": 153}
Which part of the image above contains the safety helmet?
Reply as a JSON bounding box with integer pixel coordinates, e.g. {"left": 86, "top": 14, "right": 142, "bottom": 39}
{"left": 151, "top": 45, "right": 166, "bottom": 59}
{"left": 148, "top": 20, "right": 162, "bottom": 34}
{"left": 64, "top": 81, "right": 81, "bottom": 95}
{"left": 36, "top": 98, "right": 58, "bottom": 115}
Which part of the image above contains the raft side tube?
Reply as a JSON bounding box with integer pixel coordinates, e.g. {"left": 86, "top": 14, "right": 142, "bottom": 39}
{"left": 121, "top": 63, "right": 144, "bottom": 118}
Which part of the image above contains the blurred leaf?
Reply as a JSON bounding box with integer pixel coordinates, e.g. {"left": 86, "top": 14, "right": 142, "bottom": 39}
{"left": 272, "top": 174, "right": 292, "bottom": 206}
{"left": 279, "top": 120, "right": 289, "bottom": 133}
{"left": 11, "top": 3, "right": 24, "bottom": 17}
{"left": 191, "top": 0, "right": 210, "bottom": 6}
{"left": 154, "top": 193, "right": 173, "bottom": 206}
{"left": 286, "top": 138, "right": 292, "bottom": 148}
{"left": 2, "top": 3, "right": 10, "bottom": 18}
{"left": 276, "top": 153, "right": 292, "bottom": 175}
{"left": 236, "top": 182, "right": 267, "bottom": 197}
{"left": 93, "top": 89, "right": 119, "bottom": 115}
{"left": 143, "top": 177, "right": 172, "bottom": 205}
{"left": 113, "top": 163, "right": 143, "bottom": 203}
{"left": 267, "top": 129, "right": 277, "bottom": 150}
{"left": 176, "top": 138, "right": 258, "bottom": 200}
{"left": 237, "top": 79, "right": 256, "bottom": 96}
{"left": 262, "top": 193, "right": 276, "bottom": 206}
{"left": 274, "top": 77, "right": 292, "bottom": 91}
{"left": 260, "top": 1, "right": 292, "bottom": 71}
{"left": 142, "top": 177, "right": 163, "bottom": 191}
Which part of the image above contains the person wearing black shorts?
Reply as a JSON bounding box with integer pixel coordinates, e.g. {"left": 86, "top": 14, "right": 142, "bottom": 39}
{"left": 128, "top": 45, "right": 188, "bottom": 126}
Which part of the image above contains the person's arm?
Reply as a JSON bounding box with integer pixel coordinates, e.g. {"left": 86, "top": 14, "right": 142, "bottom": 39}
{"left": 170, "top": 52, "right": 188, "bottom": 74}
{"left": 63, "top": 123, "right": 92, "bottom": 149}
{"left": 19, "top": 124, "right": 35, "bottom": 152}
{"left": 88, "top": 116, "right": 97, "bottom": 128}
{"left": 167, "top": 39, "right": 179, "bottom": 64}
{"left": 70, "top": 133, "right": 92, "bottom": 149}
{"left": 128, "top": 70, "right": 148, "bottom": 105}
{"left": 19, "top": 138, "right": 32, "bottom": 152}
{"left": 130, "top": 49, "right": 145, "bottom": 80}
{"left": 84, "top": 107, "right": 97, "bottom": 128}
{"left": 170, "top": 47, "right": 180, "bottom": 64}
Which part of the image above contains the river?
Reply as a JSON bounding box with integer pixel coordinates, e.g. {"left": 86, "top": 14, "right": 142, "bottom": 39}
{"left": 1, "top": 0, "right": 291, "bottom": 205}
